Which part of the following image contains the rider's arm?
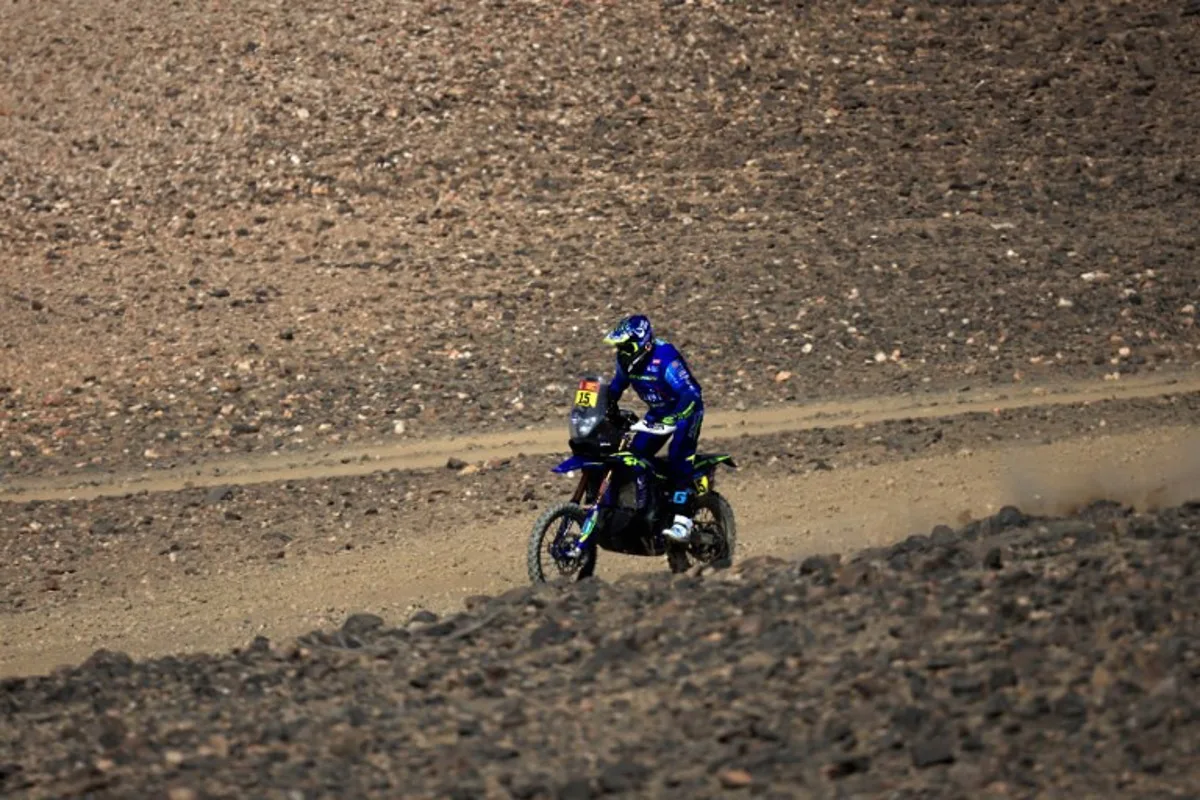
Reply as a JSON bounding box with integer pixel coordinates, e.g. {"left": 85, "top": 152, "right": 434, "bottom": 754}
{"left": 659, "top": 351, "right": 702, "bottom": 425}
{"left": 607, "top": 362, "right": 629, "bottom": 407}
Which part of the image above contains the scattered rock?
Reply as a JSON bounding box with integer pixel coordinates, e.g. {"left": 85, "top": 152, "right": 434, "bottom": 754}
{"left": 205, "top": 486, "right": 235, "bottom": 504}
{"left": 0, "top": 1, "right": 1198, "bottom": 796}
{"left": 718, "top": 769, "right": 754, "bottom": 789}
{"left": 911, "top": 736, "right": 956, "bottom": 768}
{"left": 2, "top": 503, "right": 1200, "bottom": 796}
{"left": 0, "top": 0, "right": 1192, "bottom": 487}
{"left": 89, "top": 518, "right": 120, "bottom": 536}
{"left": 341, "top": 613, "right": 385, "bottom": 638}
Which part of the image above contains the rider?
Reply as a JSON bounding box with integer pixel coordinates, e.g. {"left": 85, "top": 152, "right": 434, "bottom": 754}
{"left": 603, "top": 314, "right": 704, "bottom": 543}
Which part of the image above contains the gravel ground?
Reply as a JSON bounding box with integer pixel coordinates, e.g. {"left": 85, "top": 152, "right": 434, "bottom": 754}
{"left": 2, "top": 0, "right": 1199, "bottom": 478}
{"left": 2, "top": 500, "right": 1199, "bottom": 798}
{"left": 3, "top": 390, "right": 1194, "bottom": 621}
{"left": 2, "top": 1, "right": 1199, "bottom": 796}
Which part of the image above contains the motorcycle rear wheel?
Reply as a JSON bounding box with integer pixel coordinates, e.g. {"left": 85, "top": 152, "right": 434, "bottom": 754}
{"left": 668, "top": 491, "right": 737, "bottom": 573}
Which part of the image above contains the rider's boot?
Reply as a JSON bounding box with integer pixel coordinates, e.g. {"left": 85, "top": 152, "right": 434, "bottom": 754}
{"left": 662, "top": 487, "right": 695, "bottom": 543}
{"left": 663, "top": 514, "right": 693, "bottom": 543}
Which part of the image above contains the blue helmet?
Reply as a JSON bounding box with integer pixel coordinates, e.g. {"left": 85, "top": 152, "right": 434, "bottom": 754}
{"left": 604, "top": 314, "right": 654, "bottom": 372}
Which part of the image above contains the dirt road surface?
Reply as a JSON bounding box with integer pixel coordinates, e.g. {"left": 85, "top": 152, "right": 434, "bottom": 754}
{"left": 4, "top": 370, "right": 1197, "bottom": 503}
{"left": 3, "top": 372, "right": 1198, "bottom": 678}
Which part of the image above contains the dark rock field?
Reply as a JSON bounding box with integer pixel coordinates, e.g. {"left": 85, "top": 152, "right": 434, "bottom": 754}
{"left": 3, "top": 501, "right": 1199, "bottom": 798}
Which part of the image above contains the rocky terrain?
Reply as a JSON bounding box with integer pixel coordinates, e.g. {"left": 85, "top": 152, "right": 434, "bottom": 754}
{"left": 2, "top": 0, "right": 1199, "bottom": 478}
{"left": 2, "top": 501, "right": 1199, "bottom": 798}
{"left": 2, "top": 0, "right": 1200, "bottom": 796}
{"left": 3, "top": 388, "right": 1194, "bottom": 625}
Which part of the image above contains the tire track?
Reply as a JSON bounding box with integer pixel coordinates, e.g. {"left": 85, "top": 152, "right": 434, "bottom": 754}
{"left": 4, "top": 370, "right": 1199, "bottom": 503}
{"left": 4, "top": 421, "right": 1196, "bottom": 679}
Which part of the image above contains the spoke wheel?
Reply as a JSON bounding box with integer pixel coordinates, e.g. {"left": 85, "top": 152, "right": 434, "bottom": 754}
{"left": 688, "top": 492, "right": 737, "bottom": 570}
{"left": 527, "top": 502, "right": 598, "bottom": 583}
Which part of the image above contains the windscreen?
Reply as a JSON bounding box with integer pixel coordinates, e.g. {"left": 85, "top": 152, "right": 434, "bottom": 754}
{"left": 568, "top": 376, "right": 608, "bottom": 440}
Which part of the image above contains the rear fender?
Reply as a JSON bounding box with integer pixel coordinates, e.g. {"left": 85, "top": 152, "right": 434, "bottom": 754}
{"left": 692, "top": 454, "right": 737, "bottom": 494}
{"left": 692, "top": 454, "right": 737, "bottom": 475}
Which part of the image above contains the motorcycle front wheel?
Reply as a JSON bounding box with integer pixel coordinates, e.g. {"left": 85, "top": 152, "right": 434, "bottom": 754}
{"left": 527, "top": 502, "right": 598, "bottom": 584}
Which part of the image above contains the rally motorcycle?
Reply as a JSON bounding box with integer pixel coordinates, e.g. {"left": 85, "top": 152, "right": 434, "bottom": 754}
{"left": 527, "top": 375, "right": 738, "bottom": 583}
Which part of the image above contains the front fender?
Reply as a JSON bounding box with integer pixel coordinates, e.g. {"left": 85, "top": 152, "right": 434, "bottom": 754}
{"left": 551, "top": 455, "right": 607, "bottom": 474}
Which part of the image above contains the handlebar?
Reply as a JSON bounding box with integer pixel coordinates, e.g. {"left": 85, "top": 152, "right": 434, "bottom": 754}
{"left": 607, "top": 406, "right": 639, "bottom": 428}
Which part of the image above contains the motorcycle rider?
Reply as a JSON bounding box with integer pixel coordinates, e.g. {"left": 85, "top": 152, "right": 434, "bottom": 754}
{"left": 602, "top": 314, "right": 704, "bottom": 543}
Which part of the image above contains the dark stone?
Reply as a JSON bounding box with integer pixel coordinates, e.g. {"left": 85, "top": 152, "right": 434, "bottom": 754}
{"left": 446, "top": 457, "right": 469, "bottom": 470}
{"left": 597, "top": 761, "right": 649, "bottom": 793}
{"left": 95, "top": 716, "right": 128, "bottom": 750}
{"left": 949, "top": 673, "right": 985, "bottom": 701}
{"left": 511, "top": 774, "right": 551, "bottom": 799}
{"left": 989, "top": 667, "right": 1018, "bottom": 690}
{"left": 823, "top": 720, "right": 856, "bottom": 749}
{"left": 930, "top": 525, "right": 957, "bottom": 545}
{"left": 89, "top": 517, "right": 120, "bottom": 536}
{"left": 495, "top": 586, "right": 533, "bottom": 606}
{"left": 799, "top": 555, "right": 836, "bottom": 576}
{"left": 926, "top": 654, "right": 962, "bottom": 671}
{"left": 423, "top": 619, "right": 460, "bottom": 637}
{"left": 342, "top": 613, "right": 385, "bottom": 638}
{"left": 825, "top": 755, "right": 870, "bottom": 779}
{"left": 983, "top": 547, "right": 1004, "bottom": 569}
{"left": 1053, "top": 692, "right": 1088, "bottom": 733}
{"left": 958, "top": 520, "right": 983, "bottom": 540}
{"left": 205, "top": 485, "right": 236, "bottom": 504}
{"left": 559, "top": 777, "right": 594, "bottom": 800}
{"left": 81, "top": 649, "right": 134, "bottom": 676}
{"left": 993, "top": 505, "right": 1027, "bottom": 529}
{"left": 530, "top": 619, "right": 575, "bottom": 649}
{"left": 983, "top": 693, "right": 1011, "bottom": 719}
{"left": 911, "top": 736, "right": 956, "bottom": 768}
{"left": 890, "top": 705, "right": 929, "bottom": 733}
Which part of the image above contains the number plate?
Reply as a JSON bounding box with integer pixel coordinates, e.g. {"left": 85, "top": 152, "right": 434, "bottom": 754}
{"left": 574, "top": 390, "right": 598, "bottom": 407}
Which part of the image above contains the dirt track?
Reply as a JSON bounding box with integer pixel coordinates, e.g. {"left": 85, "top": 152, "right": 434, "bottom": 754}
{"left": 3, "top": 372, "right": 1199, "bottom": 679}
{"left": 4, "top": 370, "right": 1198, "bottom": 503}
{"left": 4, "top": 0, "right": 1200, "bottom": 794}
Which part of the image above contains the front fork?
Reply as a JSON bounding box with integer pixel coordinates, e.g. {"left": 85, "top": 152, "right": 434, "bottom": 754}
{"left": 557, "top": 470, "right": 611, "bottom": 560}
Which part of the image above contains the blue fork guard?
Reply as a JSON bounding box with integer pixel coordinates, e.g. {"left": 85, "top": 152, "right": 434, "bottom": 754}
{"left": 552, "top": 455, "right": 607, "bottom": 474}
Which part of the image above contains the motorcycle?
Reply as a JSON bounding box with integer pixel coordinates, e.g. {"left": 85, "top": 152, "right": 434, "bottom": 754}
{"left": 526, "top": 374, "right": 738, "bottom": 583}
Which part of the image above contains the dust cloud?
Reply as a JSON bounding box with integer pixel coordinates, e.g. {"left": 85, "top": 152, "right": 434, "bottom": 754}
{"left": 1002, "top": 428, "right": 1200, "bottom": 516}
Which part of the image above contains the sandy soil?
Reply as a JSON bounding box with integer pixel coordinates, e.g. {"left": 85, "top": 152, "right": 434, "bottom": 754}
{"left": 3, "top": 374, "right": 1199, "bottom": 678}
